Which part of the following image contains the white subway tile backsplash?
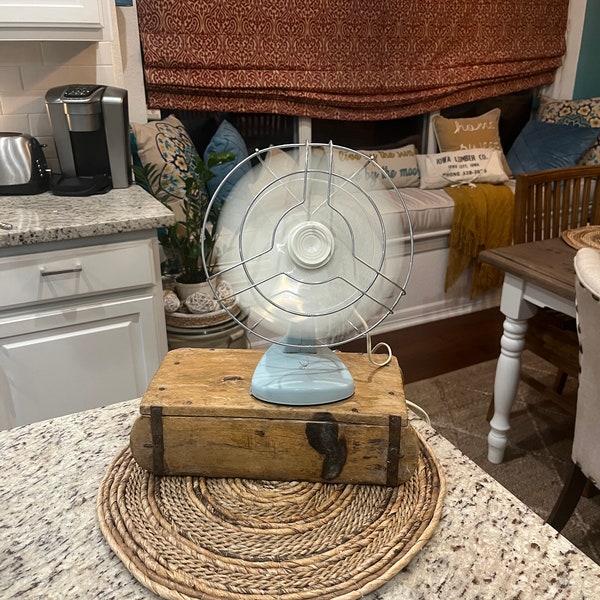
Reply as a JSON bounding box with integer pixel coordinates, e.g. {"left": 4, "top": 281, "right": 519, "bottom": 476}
{"left": 21, "top": 64, "right": 117, "bottom": 91}
{"left": 27, "top": 134, "right": 57, "bottom": 173}
{"left": 0, "top": 114, "right": 29, "bottom": 133}
{"left": 28, "top": 111, "right": 52, "bottom": 137}
{"left": 1, "top": 93, "right": 46, "bottom": 114}
{"left": 0, "top": 67, "right": 23, "bottom": 93}
{"left": 46, "top": 157, "right": 61, "bottom": 174}
{"left": 41, "top": 41, "right": 112, "bottom": 66}
{"left": 0, "top": 41, "right": 42, "bottom": 65}
{"left": 68, "top": 64, "right": 116, "bottom": 85}
{"left": 37, "top": 136, "right": 56, "bottom": 160}
{"left": 20, "top": 65, "right": 76, "bottom": 92}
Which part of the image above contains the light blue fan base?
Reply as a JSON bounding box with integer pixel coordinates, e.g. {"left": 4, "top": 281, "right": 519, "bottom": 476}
{"left": 251, "top": 345, "right": 355, "bottom": 405}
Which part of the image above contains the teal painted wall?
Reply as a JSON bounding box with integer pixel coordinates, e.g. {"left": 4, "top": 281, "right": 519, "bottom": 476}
{"left": 574, "top": 1, "right": 600, "bottom": 98}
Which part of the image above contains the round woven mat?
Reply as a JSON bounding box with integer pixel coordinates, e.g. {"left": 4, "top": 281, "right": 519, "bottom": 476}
{"left": 97, "top": 434, "right": 445, "bottom": 600}
{"left": 561, "top": 226, "right": 600, "bottom": 250}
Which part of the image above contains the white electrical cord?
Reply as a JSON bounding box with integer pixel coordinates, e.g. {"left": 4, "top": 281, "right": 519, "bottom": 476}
{"left": 364, "top": 331, "right": 432, "bottom": 426}
{"left": 365, "top": 331, "right": 392, "bottom": 367}
{"left": 405, "top": 399, "right": 431, "bottom": 426}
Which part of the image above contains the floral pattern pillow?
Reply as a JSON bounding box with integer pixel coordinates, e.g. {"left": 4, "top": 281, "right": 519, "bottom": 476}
{"left": 131, "top": 114, "right": 202, "bottom": 200}
{"left": 539, "top": 97, "right": 600, "bottom": 165}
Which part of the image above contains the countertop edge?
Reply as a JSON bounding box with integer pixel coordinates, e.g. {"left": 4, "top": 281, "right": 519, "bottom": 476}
{"left": 0, "top": 186, "right": 176, "bottom": 249}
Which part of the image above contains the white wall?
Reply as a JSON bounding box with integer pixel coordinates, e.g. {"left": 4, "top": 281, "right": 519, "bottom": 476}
{"left": 541, "top": 0, "right": 587, "bottom": 100}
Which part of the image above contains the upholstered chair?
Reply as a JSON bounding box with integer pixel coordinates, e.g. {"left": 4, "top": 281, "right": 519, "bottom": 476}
{"left": 547, "top": 247, "right": 600, "bottom": 531}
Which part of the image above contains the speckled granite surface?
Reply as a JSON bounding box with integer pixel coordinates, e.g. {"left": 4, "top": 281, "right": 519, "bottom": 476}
{"left": 0, "top": 185, "right": 174, "bottom": 248}
{"left": 1, "top": 401, "right": 599, "bottom": 599}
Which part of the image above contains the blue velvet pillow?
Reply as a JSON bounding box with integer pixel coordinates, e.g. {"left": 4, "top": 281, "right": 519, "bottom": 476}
{"left": 204, "top": 120, "right": 250, "bottom": 206}
{"left": 507, "top": 120, "right": 600, "bottom": 175}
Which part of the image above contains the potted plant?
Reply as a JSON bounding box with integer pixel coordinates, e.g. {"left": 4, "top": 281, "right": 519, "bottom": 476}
{"left": 133, "top": 152, "right": 233, "bottom": 298}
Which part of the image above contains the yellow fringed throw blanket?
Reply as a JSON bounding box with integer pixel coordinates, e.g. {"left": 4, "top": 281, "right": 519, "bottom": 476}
{"left": 444, "top": 183, "right": 515, "bottom": 298}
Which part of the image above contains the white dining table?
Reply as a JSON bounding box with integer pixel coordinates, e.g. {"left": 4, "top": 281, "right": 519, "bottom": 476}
{"left": 479, "top": 237, "right": 577, "bottom": 464}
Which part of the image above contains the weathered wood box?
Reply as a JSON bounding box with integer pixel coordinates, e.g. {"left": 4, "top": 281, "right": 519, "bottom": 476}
{"left": 130, "top": 348, "right": 419, "bottom": 486}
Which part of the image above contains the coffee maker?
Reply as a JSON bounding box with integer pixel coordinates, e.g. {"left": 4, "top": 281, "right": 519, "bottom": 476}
{"left": 45, "top": 84, "right": 131, "bottom": 195}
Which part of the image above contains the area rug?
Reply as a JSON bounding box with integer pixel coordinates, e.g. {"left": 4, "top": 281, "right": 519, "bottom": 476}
{"left": 404, "top": 350, "right": 600, "bottom": 565}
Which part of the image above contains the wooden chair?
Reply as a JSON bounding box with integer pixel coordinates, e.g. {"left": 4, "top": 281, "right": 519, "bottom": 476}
{"left": 513, "top": 165, "right": 600, "bottom": 243}
{"left": 514, "top": 165, "right": 600, "bottom": 412}
{"left": 547, "top": 248, "right": 600, "bottom": 531}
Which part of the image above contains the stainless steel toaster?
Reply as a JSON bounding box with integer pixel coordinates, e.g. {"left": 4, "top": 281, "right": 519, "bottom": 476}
{"left": 0, "top": 133, "right": 51, "bottom": 195}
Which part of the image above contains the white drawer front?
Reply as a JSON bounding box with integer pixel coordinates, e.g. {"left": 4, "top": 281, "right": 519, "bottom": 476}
{"left": 0, "top": 240, "right": 156, "bottom": 309}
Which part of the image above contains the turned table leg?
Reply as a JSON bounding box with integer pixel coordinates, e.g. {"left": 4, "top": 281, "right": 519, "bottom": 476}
{"left": 487, "top": 275, "right": 537, "bottom": 464}
{"left": 487, "top": 316, "right": 529, "bottom": 463}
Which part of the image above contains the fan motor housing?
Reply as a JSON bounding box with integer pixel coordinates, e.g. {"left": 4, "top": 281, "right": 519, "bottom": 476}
{"left": 287, "top": 221, "right": 335, "bottom": 269}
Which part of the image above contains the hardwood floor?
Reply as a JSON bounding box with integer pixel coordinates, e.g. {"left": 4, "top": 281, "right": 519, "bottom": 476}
{"left": 339, "top": 307, "right": 505, "bottom": 384}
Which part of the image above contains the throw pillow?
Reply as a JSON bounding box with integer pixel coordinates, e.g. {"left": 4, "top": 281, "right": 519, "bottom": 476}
{"left": 204, "top": 120, "right": 251, "bottom": 206}
{"left": 416, "top": 149, "right": 508, "bottom": 190}
{"left": 539, "top": 96, "right": 600, "bottom": 165}
{"left": 324, "top": 145, "right": 419, "bottom": 189}
{"left": 506, "top": 120, "right": 600, "bottom": 176}
{"left": 358, "top": 145, "right": 420, "bottom": 188}
{"left": 130, "top": 114, "right": 200, "bottom": 201}
{"left": 177, "top": 114, "right": 220, "bottom": 156}
{"left": 431, "top": 108, "right": 511, "bottom": 176}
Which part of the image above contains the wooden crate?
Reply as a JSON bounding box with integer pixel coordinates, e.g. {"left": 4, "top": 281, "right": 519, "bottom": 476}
{"left": 130, "top": 348, "right": 419, "bottom": 486}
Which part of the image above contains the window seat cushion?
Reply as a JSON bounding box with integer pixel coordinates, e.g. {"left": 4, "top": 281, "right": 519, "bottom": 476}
{"left": 370, "top": 180, "right": 516, "bottom": 242}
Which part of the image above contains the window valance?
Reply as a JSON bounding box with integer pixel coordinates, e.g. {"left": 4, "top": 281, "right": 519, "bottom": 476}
{"left": 136, "top": 0, "right": 569, "bottom": 120}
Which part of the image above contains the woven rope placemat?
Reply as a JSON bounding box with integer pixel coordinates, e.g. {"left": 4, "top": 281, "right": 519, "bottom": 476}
{"left": 97, "top": 433, "right": 445, "bottom": 600}
{"left": 561, "top": 226, "right": 600, "bottom": 250}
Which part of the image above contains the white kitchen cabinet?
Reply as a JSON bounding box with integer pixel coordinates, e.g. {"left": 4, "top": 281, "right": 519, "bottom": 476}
{"left": 0, "top": 0, "right": 112, "bottom": 41}
{"left": 0, "top": 231, "right": 168, "bottom": 429}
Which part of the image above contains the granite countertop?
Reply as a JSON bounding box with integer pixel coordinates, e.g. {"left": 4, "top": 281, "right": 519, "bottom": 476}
{"left": 1, "top": 400, "right": 599, "bottom": 599}
{"left": 0, "top": 185, "right": 174, "bottom": 248}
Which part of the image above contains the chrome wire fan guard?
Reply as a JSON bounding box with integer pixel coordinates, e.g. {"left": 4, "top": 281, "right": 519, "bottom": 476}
{"left": 201, "top": 142, "right": 414, "bottom": 405}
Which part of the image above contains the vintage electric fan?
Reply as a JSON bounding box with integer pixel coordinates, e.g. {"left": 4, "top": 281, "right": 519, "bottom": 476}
{"left": 202, "top": 142, "right": 413, "bottom": 406}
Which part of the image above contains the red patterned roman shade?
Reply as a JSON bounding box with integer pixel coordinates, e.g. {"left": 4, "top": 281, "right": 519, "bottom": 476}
{"left": 136, "top": 0, "right": 569, "bottom": 120}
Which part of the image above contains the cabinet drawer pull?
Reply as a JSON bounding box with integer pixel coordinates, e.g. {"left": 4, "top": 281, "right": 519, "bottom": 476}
{"left": 40, "top": 264, "right": 83, "bottom": 277}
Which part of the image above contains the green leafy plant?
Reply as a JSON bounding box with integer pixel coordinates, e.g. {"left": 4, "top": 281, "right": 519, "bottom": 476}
{"left": 133, "top": 152, "right": 233, "bottom": 283}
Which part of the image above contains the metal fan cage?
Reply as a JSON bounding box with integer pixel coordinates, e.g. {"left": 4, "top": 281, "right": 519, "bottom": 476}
{"left": 201, "top": 142, "right": 413, "bottom": 348}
